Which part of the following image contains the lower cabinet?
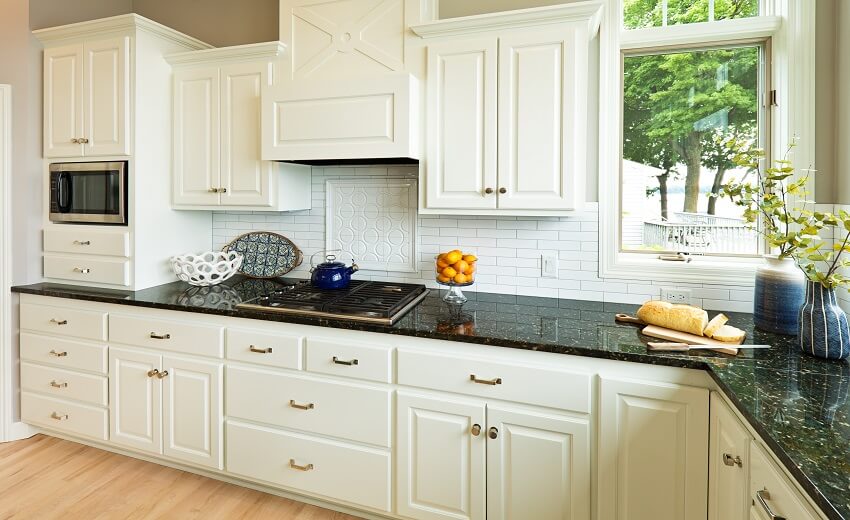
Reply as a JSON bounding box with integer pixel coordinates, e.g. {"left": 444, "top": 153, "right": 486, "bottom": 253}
{"left": 109, "top": 346, "right": 223, "bottom": 469}
{"left": 598, "top": 376, "right": 710, "bottom": 520}
{"left": 396, "top": 392, "right": 591, "bottom": 520}
{"left": 709, "top": 392, "right": 751, "bottom": 520}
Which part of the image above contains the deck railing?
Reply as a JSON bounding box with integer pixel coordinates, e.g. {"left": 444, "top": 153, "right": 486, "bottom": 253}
{"left": 642, "top": 213, "right": 757, "bottom": 254}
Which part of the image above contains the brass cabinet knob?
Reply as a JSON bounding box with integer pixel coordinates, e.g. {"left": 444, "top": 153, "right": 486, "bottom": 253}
{"left": 147, "top": 369, "right": 160, "bottom": 378}
{"left": 723, "top": 453, "right": 743, "bottom": 467}
{"left": 471, "top": 424, "right": 481, "bottom": 436}
{"left": 484, "top": 188, "right": 494, "bottom": 194}
{"left": 208, "top": 188, "right": 219, "bottom": 193}
{"left": 219, "top": 187, "right": 227, "bottom": 193}
{"left": 71, "top": 138, "right": 80, "bottom": 144}
{"left": 156, "top": 370, "right": 169, "bottom": 379}
{"left": 488, "top": 427, "right": 499, "bottom": 439}
{"left": 499, "top": 187, "right": 507, "bottom": 194}
{"left": 79, "top": 138, "right": 89, "bottom": 144}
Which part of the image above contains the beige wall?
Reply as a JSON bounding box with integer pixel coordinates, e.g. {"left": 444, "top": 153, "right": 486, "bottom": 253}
{"left": 133, "top": 0, "right": 278, "bottom": 47}
{"left": 815, "top": 0, "right": 837, "bottom": 203}
{"left": 30, "top": 0, "right": 132, "bottom": 30}
{"left": 837, "top": 1, "right": 850, "bottom": 204}
{"left": 438, "top": 0, "right": 579, "bottom": 18}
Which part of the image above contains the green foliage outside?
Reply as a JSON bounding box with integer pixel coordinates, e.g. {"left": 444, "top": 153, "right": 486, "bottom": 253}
{"left": 622, "top": 0, "right": 759, "bottom": 220}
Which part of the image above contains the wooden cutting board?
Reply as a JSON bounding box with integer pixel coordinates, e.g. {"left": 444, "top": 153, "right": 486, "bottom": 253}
{"left": 641, "top": 324, "right": 746, "bottom": 346}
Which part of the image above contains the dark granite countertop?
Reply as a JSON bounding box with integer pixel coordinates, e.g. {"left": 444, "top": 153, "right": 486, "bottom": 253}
{"left": 12, "top": 276, "right": 850, "bottom": 519}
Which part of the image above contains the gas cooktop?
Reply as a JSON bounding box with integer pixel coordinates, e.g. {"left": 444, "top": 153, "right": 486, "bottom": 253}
{"left": 235, "top": 280, "right": 429, "bottom": 325}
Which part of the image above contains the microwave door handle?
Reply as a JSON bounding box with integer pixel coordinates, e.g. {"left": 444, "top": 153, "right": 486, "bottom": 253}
{"left": 57, "top": 173, "right": 71, "bottom": 213}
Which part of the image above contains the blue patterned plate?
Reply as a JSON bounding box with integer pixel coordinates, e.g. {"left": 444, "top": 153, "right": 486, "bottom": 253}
{"left": 222, "top": 232, "right": 302, "bottom": 279}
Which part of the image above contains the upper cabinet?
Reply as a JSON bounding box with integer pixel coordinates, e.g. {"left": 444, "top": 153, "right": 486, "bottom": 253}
{"left": 43, "top": 37, "right": 129, "bottom": 158}
{"left": 167, "top": 43, "right": 312, "bottom": 211}
{"left": 412, "top": 3, "right": 602, "bottom": 215}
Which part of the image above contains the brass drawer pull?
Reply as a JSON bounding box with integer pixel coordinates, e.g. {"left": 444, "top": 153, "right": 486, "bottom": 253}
{"left": 289, "top": 459, "right": 314, "bottom": 471}
{"left": 50, "top": 412, "right": 69, "bottom": 421}
{"left": 49, "top": 319, "right": 68, "bottom": 325}
{"left": 249, "top": 345, "right": 273, "bottom": 354}
{"left": 488, "top": 426, "right": 499, "bottom": 439}
{"left": 755, "top": 489, "right": 786, "bottom": 520}
{"left": 73, "top": 267, "right": 91, "bottom": 274}
{"left": 156, "top": 370, "right": 169, "bottom": 379}
{"left": 49, "top": 349, "right": 68, "bottom": 357}
{"left": 49, "top": 380, "right": 68, "bottom": 389}
{"left": 332, "top": 356, "right": 358, "bottom": 366}
{"left": 723, "top": 453, "right": 743, "bottom": 467}
{"left": 471, "top": 424, "right": 481, "bottom": 436}
{"left": 470, "top": 374, "right": 502, "bottom": 386}
{"left": 150, "top": 332, "right": 171, "bottom": 340}
{"left": 73, "top": 240, "right": 91, "bottom": 245}
{"left": 147, "top": 369, "right": 160, "bottom": 378}
{"left": 289, "top": 400, "right": 315, "bottom": 410}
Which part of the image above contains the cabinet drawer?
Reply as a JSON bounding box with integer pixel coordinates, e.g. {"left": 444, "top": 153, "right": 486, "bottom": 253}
{"left": 398, "top": 349, "right": 592, "bottom": 413}
{"left": 21, "top": 303, "right": 107, "bottom": 341}
{"left": 110, "top": 314, "right": 224, "bottom": 358}
{"left": 226, "top": 421, "right": 391, "bottom": 512}
{"left": 226, "top": 328, "right": 303, "bottom": 370}
{"left": 305, "top": 337, "right": 392, "bottom": 383}
{"left": 44, "top": 227, "right": 130, "bottom": 257}
{"left": 226, "top": 366, "right": 391, "bottom": 447}
{"left": 22, "top": 392, "right": 108, "bottom": 440}
{"left": 749, "top": 442, "right": 819, "bottom": 520}
{"left": 20, "top": 333, "right": 107, "bottom": 374}
{"left": 44, "top": 254, "right": 130, "bottom": 286}
{"left": 21, "top": 362, "right": 108, "bottom": 406}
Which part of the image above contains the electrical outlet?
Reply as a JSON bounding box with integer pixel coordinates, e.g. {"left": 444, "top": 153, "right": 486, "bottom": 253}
{"left": 541, "top": 251, "right": 558, "bottom": 278}
{"left": 661, "top": 288, "right": 692, "bottom": 304}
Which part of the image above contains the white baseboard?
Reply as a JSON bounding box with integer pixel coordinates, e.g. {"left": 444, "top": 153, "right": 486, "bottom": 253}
{"left": 2, "top": 421, "right": 37, "bottom": 442}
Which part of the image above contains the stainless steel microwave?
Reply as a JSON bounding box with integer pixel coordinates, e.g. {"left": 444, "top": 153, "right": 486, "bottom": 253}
{"left": 49, "top": 161, "right": 127, "bottom": 225}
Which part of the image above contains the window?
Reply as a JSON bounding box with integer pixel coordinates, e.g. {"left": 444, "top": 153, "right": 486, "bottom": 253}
{"left": 599, "top": 0, "right": 814, "bottom": 284}
{"left": 621, "top": 45, "right": 765, "bottom": 255}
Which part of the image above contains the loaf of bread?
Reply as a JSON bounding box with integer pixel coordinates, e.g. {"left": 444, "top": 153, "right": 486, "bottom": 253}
{"left": 636, "top": 301, "right": 709, "bottom": 336}
{"left": 710, "top": 325, "right": 747, "bottom": 343}
{"left": 703, "top": 313, "right": 729, "bottom": 338}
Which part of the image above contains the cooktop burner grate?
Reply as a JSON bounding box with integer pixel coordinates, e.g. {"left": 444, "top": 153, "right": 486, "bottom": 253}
{"left": 236, "top": 280, "right": 428, "bottom": 324}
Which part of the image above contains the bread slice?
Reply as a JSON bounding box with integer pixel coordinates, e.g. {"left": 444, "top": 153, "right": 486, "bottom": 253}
{"left": 636, "top": 301, "right": 709, "bottom": 336}
{"left": 704, "top": 313, "right": 730, "bottom": 338}
{"left": 711, "top": 324, "right": 747, "bottom": 343}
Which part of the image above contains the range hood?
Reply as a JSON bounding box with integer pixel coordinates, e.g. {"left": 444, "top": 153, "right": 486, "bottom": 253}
{"left": 261, "top": 72, "right": 420, "bottom": 164}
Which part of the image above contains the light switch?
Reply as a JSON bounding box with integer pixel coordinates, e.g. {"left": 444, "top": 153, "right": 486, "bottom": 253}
{"left": 541, "top": 251, "right": 558, "bottom": 278}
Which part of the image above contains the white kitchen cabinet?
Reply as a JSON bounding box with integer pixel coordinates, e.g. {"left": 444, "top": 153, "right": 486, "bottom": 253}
{"left": 424, "top": 37, "right": 498, "bottom": 210}
{"left": 709, "top": 392, "right": 751, "bottom": 520}
{"left": 168, "top": 43, "right": 312, "bottom": 211}
{"left": 749, "top": 441, "right": 819, "bottom": 520}
{"left": 110, "top": 347, "right": 162, "bottom": 455}
{"left": 598, "top": 376, "right": 709, "bottom": 520}
{"left": 43, "top": 37, "right": 129, "bottom": 158}
{"left": 162, "top": 355, "right": 223, "bottom": 469}
{"left": 487, "top": 405, "right": 591, "bottom": 520}
{"left": 397, "top": 392, "right": 487, "bottom": 520}
{"left": 110, "top": 346, "right": 223, "bottom": 469}
{"left": 414, "top": 4, "right": 600, "bottom": 215}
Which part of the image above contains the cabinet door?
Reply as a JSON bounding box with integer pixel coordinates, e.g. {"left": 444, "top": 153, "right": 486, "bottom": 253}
{"left": 749, "top": 441, "right": 819, "bottom": 520}
{"left": 497, "top": 27, "right": 585, "bottom": 210}
{"left": 487, "top": 405, "right": 591, "bottom": 520}
{"left": 162, "top": 355, "right": 223, "bottom": 470}
{"left": 598, "top": 376, "right": 709, "bottom": 520}
{"left": 709, "top": 392, "right": 751, "bottom": 520}
{"left": 220, "top": 62, "right": 274, "bottom": 207}
{"left": 109, "top": 347, "right": 161, "bottom": 454}
{"left": 397, "top": 392, "right": 486, "bottom": 520}
{"left": 44, "top": 44, "right": 84, "bottom": 158}
{"left": 83, "top": 37, "right": 130, "bottom": 156}
{"left": 173, "top": 67, "right": 220, "bottom": 205}
{"left": 425, "top": 38, "right": 497, "bottom": 210}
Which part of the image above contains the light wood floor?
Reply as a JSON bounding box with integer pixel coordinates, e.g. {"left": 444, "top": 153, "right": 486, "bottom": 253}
{"left": 0, "top": 435, "right": 362, "bottom": 519}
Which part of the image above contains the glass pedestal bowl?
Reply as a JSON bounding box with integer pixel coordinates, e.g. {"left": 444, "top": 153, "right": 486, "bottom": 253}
{"left": 436, "top": 279, "right": 474, "bottom": 304}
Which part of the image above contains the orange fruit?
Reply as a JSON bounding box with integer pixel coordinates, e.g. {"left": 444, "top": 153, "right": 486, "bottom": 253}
{"left": 462, "top": 254, "right": 477, "bottom": 263}
{"left": 445, "top": 250, "right": 462, "bottom": 264}
{"left": 466, "top": 263, "right": 476, "bottom": 274}
{"left": 441, "top": 266, "right": 457, "bottom": 278}
{"left": 437, "top": 258, "right": 449, "bottom": 269}
{"left": 453, "top": 260, "right": 469, "bottom": 274}
{"left": 437, "top": 274, "right": 450, "bottom": 283}
{"left": 453, "top": 273, "right": 468, "bottom": 284}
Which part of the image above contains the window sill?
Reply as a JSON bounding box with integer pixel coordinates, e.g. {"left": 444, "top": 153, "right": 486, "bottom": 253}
{"left": 600, "top": 251, "right": 760, "bottom": 286}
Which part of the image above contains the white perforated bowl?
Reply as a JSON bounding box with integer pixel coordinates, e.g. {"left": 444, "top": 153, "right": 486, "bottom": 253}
{"left": 171, "top": 251, "right": 243, "bottom": 287}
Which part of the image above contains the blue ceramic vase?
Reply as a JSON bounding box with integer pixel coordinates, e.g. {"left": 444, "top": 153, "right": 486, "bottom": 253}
{"left": 799, "top": 280, "right": 850, "bottom": 360}
{"left": 753, "top": 256, "right": 805, "bottom": 335}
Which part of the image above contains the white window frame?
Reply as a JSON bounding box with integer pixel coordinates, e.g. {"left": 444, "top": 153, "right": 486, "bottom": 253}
{"left": 599, "top": 0, "right": 816, "bottom": 286}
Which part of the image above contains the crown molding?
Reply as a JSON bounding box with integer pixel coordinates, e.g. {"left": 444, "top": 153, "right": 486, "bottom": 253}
{"left": 165, "top": 41, "right": 287, "bottom": 66}
{"left": 33, "top": 13, "right": 211, "bottom": 51}
{"left": 410, "top": 1, "right": 603, "bottom": 39}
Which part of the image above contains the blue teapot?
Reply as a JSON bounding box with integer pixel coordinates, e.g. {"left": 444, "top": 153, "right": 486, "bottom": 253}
{"left": 310, "top": 253, "right": 359, "bottom": 290}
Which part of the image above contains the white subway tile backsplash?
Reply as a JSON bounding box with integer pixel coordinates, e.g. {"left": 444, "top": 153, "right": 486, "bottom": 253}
{"left": 210, "top": 166, "right": 756, "bottom": 312}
